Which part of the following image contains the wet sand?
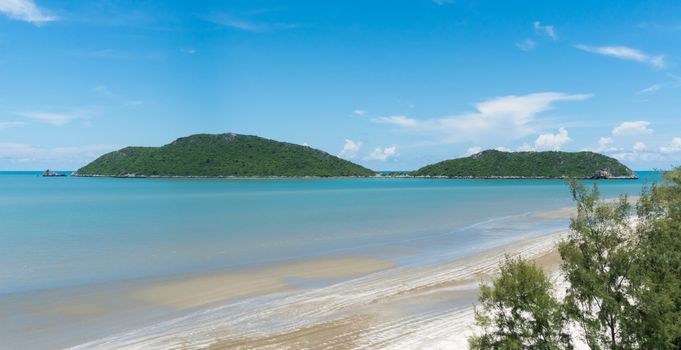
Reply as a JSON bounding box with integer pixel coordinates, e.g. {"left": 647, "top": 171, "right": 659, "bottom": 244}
{"left": 70, "top": 231, "right": 566, "bottom": 350}
{"left": 133, "top": 257, "right": 396, "bottom": 309}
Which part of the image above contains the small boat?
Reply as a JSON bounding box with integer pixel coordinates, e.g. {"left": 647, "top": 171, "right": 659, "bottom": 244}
{"left": 42, "top": 169, "right": 67, "bottom": 177}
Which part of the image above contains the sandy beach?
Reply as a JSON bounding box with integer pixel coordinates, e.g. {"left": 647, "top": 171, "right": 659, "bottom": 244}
{"left": 64, "top": 229, "right": 566, "bottom": 350}
{"left": 132, "top": 257, "right": 396, "bottom": 309}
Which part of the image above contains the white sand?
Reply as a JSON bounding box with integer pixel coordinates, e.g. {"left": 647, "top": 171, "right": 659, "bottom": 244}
{"left": 69, "top": 231, "right": 566, "bottom": 350}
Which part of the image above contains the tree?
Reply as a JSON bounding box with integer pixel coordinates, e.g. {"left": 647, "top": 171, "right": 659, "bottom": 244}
{"left": 627, "top": 169, "right": 681, "bottom": 348}
{"left": 558, "top": 180, "right": 636, "bottom": 350}
{"left": 471, "top": 170, "right": 681, "bottom": 349}
{"left": 469, "top": 256, "right": 571, "bottom": 350}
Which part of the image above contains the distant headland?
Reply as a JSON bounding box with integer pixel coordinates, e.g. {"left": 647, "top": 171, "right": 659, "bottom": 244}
{"left": 74, "top": 133, "right": 636, "bottom": 180}
{"left": 412, "top": 149, "right": 637, "bottom": 179}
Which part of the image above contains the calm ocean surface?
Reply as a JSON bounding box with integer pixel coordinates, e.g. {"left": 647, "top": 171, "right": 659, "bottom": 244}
{"left": 0, "top": 171, "right": 661, "bottom": 295}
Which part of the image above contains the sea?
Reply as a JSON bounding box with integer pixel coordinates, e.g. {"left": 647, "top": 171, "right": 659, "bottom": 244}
{"left": 0, "top": 171, "right": 662, "bottom": 349}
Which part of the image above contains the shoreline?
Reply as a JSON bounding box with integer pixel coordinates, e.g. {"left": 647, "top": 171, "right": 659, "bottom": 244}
{"left": 71, "top": 173, "right": 639, "bottom": 180}
{"left": 66, "top": 230, "right": 567, "bottom": 350}
{"left": 4, "top": 189, "right": 637, "bottom": 349}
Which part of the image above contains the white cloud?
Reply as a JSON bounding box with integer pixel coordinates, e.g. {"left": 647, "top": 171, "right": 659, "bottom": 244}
{"left": 636, "top": 84, "right": 662, "bottom": 95}
{"left": 375, "top": 115, "right": 420, "bottom": 128}
{"left": 0, "top": 143, "right": 117, "bottom": 169}
{"left": 633, "top": 141, "right": 647, "bottom": 152}
{"left": 534, "top": 127, "right": 571, "bottom": 151}
{"left": 364, "top": 146, "right": 397, "bottom": 162}
{"left": 0, "top": 121, "right": 26, "bottom": 130}
{"left": 180, "top": 48, "right": 196, "bottom": 54}
{"left": 466, "top": 146, "right": 482, "bottom": 156}
{"left": 208, "top": 13, "right": 297, "bottom": 32}
{"left": 353, "top": 110, "right": 367, "bottom": 116}
{"left": 611, "top": 151, "right": 662, "bottom": 163}
{"left": 517, "top": 143, "right": 535, "bottom": 152}
{"left": 516, "top": 39, "right": 536, "bottom": 51}
{"left": 533, "top": 21, "right": 556, "bottom": 39}
{"left": 0, "top": 0, "right": 56, "bottom": 24}
{"left": 612, "top": 121, "right": 653, "bottom": 136}
{"left": 372, "top": 92, "right": 590, "bottom": 144}
{"left": 599, "top": 137, "right": 614, "bottom": 148}
{"left": 495, "top": 146, "right": 512, "bottom": 152}
{"left": 338, "top": 139, "right": 362, "bottom": 159}
{"left": 587, "top": 137, "right": 619, "bottom": 153}
{"left": 209, "top": 13, "right": 263, "bottom": 31}
{"left": 94, "top": 85, "right": 143, "bottom": 106}
{"left": 605, "top": 138, "right": 681, "bottom": 163}
{"left": 660, "top": 137, "right": 681, "bottom": 154}
{"left": 575, "top": 45, "right": 665, "bottom": 68}
{"left": 17, "top": 111, "right": 82, "bottom": 126}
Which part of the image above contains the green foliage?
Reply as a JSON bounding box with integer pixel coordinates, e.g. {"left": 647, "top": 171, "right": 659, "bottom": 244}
{"left": 472, "top": 169, "right": 681, "bottom": 349}
{"left": 469, "top": 256, "right": 571, "bottom": 350}
{"left": 413, "top": 150, "right": 635, "bottom": 179}
{"left": 627, "top": 170, "right": 681, "bottom": 348}
{"left": 75, "top": 133, "right": 376, "bottom": 177}
{"left": 559, "top": 180, "right": 636, "bottom": 349}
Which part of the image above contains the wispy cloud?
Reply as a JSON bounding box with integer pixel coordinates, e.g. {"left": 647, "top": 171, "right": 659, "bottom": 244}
{"left": 364, "top": 146, "right": 397, "bottom": 162}
{"left": 0, "top": 0, "right": 56, "bottom": 25}
{"left": 636, "top": 84, "right": 663, "bottom": 95}
{"left": 94, "top": 85, "right": 143, "bottom": 106}
{"left": 533, "top": 21, "right": 556, "bottom": 40}
{"left": 0, "top": 121, "right": 26, "bottom": 130}
{"left": 0, "top": 143, "right": 117, "bottom": 169}
{"left": 574, "top": 45, "right": 665, "bottom": 68}
{"left": 338, "top": 139, "right": 362, "bottom": 159}
{"left": 207, "top": 13, "right": 297, "bottom": 32}
{"left": 432, "top": 0, "right": 455, "bottom": 5}
{"left": 372, "top": 92, "right": 591, "bottom": 144}
{"left": 612, "top": 121, "right": 653, "bottom": 136}
{"left": 634, "top": 75, "right": 681, "bottom": 95}
{"left": 516, "top": 39, "right": 536, "bottom": 52}
{"left": 210, "top": 13, "right": 262, "bottom": 31}
{"left": 14, "top": 112, "right": 85, "bottom": 126}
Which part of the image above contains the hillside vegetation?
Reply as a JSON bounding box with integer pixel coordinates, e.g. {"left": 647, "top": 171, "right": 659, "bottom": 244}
{"left": 75, "top": 133, "right": 376, "bottom": 177}
{"left": 413, "top": 150, "right": 636, "bottom": 179}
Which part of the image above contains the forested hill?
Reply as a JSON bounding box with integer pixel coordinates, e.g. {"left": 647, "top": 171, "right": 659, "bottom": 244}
{"left": 75, "top": 133, "right": 376, "bottom": 177}
{"left": 412, "top": 150, "right": 637, "bottom": 179}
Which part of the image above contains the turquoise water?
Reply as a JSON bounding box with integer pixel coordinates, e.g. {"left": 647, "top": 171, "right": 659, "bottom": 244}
{"left": 0, "top": 171, "right": 660, "bottom": 295}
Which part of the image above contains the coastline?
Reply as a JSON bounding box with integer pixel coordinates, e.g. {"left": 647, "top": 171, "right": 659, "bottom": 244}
{"left": 4, "top": 169, "right": 653, "bottom": 350}
{"left": 66, "top": 230, "right": 567, "bottom": 350}
{"left": 71, "top": 173, "right": 639, "bottom": 180}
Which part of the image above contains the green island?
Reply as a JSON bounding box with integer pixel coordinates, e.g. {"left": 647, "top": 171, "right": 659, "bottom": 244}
{"left": 75, "top": 133, "right": 376, "bottom": 177}
{"left": 76, "top": 135, "right": 637, "bottom": 179}
{"left": 412, "top": 149, "right": 637, "bottom": 179}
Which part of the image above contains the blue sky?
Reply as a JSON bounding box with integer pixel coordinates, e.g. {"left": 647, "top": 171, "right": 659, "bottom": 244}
{"left": 0, "top": 0, "right": 680, "bottom": 171}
